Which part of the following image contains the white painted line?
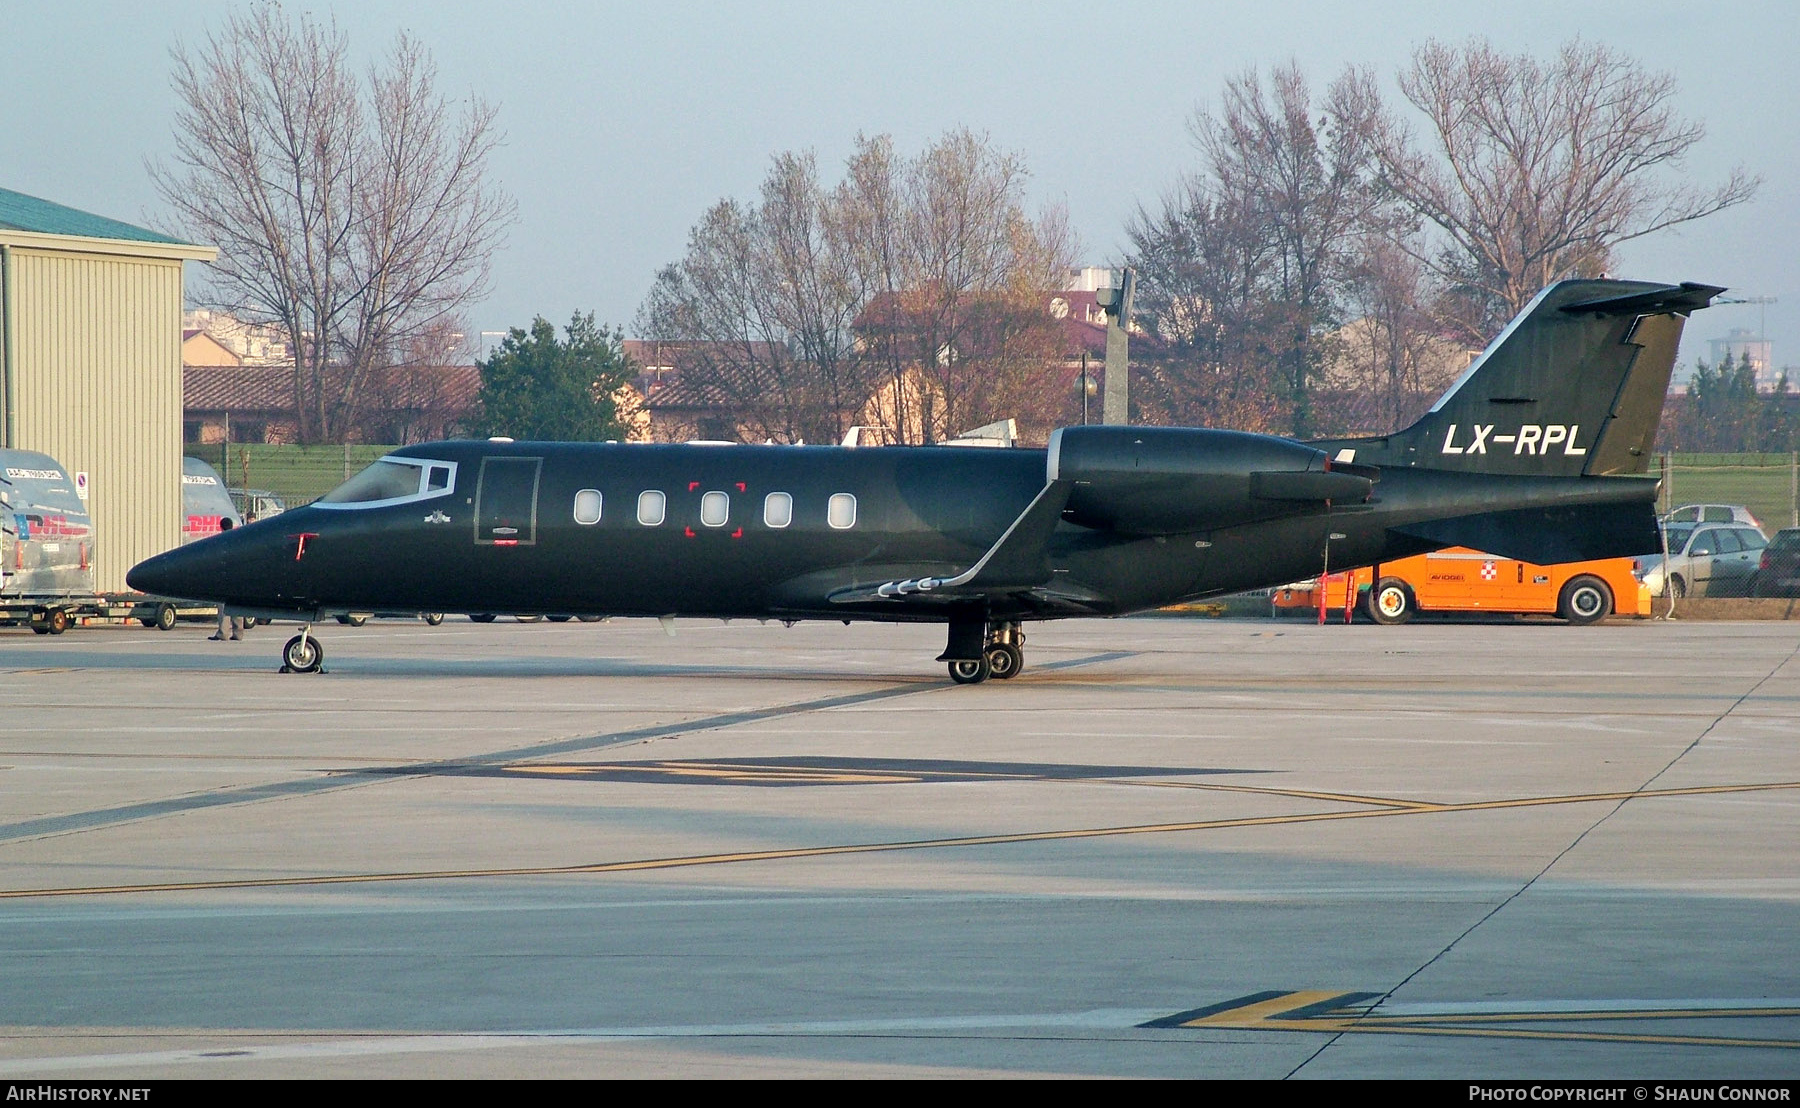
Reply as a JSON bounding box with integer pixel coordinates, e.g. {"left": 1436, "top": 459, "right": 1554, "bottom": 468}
{"left": 0, "top": 1010, "right": 1173, "bottom": 1073}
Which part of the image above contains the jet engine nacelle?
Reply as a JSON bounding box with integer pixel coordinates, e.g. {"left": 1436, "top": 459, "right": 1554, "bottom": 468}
{"left": 1046, "top": 425, "right": 1374, "bottom": 535}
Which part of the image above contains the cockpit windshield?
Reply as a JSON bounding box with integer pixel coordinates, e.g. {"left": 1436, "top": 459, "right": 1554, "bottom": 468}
{"left": 316, "top": 458, "right": 457, "bottom": 510}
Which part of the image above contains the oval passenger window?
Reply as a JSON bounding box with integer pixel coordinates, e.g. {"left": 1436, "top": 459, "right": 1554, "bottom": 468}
{"left": 573, "top": 489, "right": 602, "bottom": 525}
{"left": 637, "top": 490, "right": 666, "bottom": 527}
{"left": 827, "top": 492, "right": 857, "bottom": 530}
{"left": 764, "top": 491, "right": 793, "bottom": 529}
{"left": 700, "top": 491, "right": 729, "bottom": 528}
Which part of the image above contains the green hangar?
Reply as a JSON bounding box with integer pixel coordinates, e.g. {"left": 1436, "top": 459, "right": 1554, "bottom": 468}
{"left": 0, "top": 187, "right": 215, "bottom": 592}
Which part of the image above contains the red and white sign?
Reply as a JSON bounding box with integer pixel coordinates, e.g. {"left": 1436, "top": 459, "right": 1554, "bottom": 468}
{"left": 1480, "top": 560, "right": 1498, "bottom": 581}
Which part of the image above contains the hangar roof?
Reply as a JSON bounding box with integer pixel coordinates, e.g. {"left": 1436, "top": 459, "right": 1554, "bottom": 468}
{"left": 0, "top": 186, "right": 215, "bottom": 260}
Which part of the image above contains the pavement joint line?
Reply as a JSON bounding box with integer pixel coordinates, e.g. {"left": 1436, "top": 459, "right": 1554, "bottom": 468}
{"left": 1284, "top": 631, "right": 1800, "bottom": 1078}
{"left": 0, "top": 650, "right": 1140, "bottom": 846}
{"left": 5, "top": 778, "right": 1796, "bottom": 901}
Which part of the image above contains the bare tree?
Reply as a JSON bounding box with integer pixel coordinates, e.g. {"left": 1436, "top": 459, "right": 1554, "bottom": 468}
{"left": 1128, "top": 64, "right": 1384, "bottom": 435}
{"left": 1327, "top": 236, "right": 1466, "bottom": 434}
{"left": 839, "top": 131, "right": 1072, "bottom": 441}
{"left": 154, "top": 5, "right": 513, "bottom": 442}
{"left": 639, "top": 152, "right": 865, "bottom": 444}
{"left": 1376, "top": 37, "right": 1759, "bottom": 343}
{"left": 1127, "top": 178, "right": 1287, "bottom": 432}
{"left": 642, "top": 129, "right": 1072, "bottom": 444}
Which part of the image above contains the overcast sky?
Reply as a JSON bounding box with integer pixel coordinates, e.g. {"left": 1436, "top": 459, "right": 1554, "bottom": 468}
{"left": 6, "top": 1, "right": 1795, "bottom": 367}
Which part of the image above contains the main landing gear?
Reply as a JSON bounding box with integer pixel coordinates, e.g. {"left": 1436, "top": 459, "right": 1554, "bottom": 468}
{"left": 941, "top": 619, "right": 1025, "bottom": 685}
{"left": 281, "top": 626, "right": 324, "bottom": 673}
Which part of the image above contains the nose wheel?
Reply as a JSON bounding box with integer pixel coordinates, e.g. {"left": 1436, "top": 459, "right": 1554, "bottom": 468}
{"left": 281, "top": 628, "right": 324, "bottom": 673}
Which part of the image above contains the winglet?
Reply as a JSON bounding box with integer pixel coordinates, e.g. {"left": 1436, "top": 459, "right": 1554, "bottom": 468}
{"left": 956, "top": 480, "right": 1074, "bottom": 589}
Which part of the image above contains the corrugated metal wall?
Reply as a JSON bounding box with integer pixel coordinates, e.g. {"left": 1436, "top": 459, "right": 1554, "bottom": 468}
{"left": 10, "top": 248, "right": 183, "bottom": 593}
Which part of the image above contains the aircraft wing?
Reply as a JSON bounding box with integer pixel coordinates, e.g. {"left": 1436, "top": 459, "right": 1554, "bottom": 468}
{"left": 825, "top": 480, "right": 1075, "bottom": 607}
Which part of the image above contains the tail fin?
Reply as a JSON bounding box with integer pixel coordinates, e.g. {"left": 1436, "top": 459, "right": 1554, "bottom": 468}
{"left": 1325, "top": 279, "right": 1723, "bottom": 477}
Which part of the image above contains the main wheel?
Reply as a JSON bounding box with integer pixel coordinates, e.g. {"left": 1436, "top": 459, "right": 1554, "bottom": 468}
{"left": 155, "top": 603, "right": 178, "bottom": 631}
{"left": 282, "top": 633, "right": 323, "bottom": 673}
{"left": 421, "top": 612, "right": 444, "bottom": 626}
{"left": 1367, "top": 578, "right": 1415, "bottom": 625}
{"left": 469, "top": 613, "right": 497, "bottom": 623}
{"left": 948, "top": 656, "right": 991, "bottom": 684}
{"left": 515, "top": 615, "right": 542, "bottom": 623}
{"left": 1558, "top": 575, "right": 1613, "bottom": 625}
{"left": 576, "top": 615, "right": 605, "bottom": 623}
{"left": 242, "top": 617, "right": 258, "bottom": 629}
{"left": 984, "top": 642, "right": 1024, "bottom": 679}
{"left": 547, "top": 615, "right": 572, "bottom": 623}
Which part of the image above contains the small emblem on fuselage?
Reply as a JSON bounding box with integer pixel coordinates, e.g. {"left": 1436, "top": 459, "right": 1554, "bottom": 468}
{"left": 424, "top": 510, "right": 451, "bottom": 524}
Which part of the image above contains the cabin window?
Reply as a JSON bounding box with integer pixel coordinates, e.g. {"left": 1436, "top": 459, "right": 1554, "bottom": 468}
{"left": 573, "top": 489, "right": 603, "bottom": 525}
{"left": 700, "top": 491, "right": 729, "bottom": 528}
{"left": 763, "top": 491, "right": 793, "bottom": 529}
{"left": 827, "top": 492, "right": 857, "bottom": 530}
{"left": 637, "top": 490, "right": 666, "bottom": 526}
{"left": 316, "top": 457, "right": 458, "bottom": 510}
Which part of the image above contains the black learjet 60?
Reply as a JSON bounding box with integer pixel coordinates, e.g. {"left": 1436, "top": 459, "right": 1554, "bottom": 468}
{"left": 128, "top": 278, "right": 1719, "bottom": 680}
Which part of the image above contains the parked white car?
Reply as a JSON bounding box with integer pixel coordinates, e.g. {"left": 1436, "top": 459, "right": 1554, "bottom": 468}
{"left": 1663, "top": 503, "right": 1764, "bottom": 529}
{"left": 1637, "top": 521, "right": 1769, "bottom": 598}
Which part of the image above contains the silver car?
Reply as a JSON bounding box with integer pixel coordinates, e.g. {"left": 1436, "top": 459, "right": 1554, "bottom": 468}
{"left": 1638, "top": 522, "right": 1769, "bottom": 598}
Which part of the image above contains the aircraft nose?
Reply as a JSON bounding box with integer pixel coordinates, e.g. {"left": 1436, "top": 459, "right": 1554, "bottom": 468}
{"left": 127, "top": 523, "right": 291, "bottom": 603}
{"left": 127, "top": 538, "right": 225, "bottom": 600}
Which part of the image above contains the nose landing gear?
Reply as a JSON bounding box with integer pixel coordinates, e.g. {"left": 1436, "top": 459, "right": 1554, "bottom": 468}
{"left": 281, "top": 626, "right": 324, "bottom": 673}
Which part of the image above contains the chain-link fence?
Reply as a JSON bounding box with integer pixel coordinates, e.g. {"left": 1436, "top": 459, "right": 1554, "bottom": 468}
{"left": 183, "top": 443, "right": 394, "bottom": 511}
{"left": 1657, "top": 453, "right": 1800, "bottom": 530}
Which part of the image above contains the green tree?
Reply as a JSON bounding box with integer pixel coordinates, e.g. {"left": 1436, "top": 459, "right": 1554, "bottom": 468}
{"left": 473, "top": 313, "right": 634, "bottom": 440}
{"left": 1686, "top": 351, "right": 1762, "bottom": 452}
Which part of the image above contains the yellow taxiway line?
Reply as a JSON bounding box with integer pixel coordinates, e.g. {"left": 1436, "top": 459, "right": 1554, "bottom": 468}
{"left": 4, "top": 778, "right": 1796, "bottom": 901}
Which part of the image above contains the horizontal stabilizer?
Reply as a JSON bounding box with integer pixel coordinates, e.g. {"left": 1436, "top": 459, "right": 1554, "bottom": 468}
{"left": 1559, "top": 282, "right": 1726, "bottom": 317}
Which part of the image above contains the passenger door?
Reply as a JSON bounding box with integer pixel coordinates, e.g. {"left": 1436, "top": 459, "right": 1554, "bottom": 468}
{"left": 474, "top": 457, "right": 543, "bottom": 547}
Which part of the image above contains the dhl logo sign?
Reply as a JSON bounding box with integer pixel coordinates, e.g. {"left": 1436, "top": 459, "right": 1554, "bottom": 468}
{"left": 1441, "top": 424, "right": 1588, "bottom": 456}
{"left": 13, "top": 513, "right": 90, "bottom": 540}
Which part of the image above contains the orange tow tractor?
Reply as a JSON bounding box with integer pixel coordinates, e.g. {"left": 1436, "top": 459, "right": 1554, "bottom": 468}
{"left": 1272, "top": 548, "right": 1651, "bottom": 625}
